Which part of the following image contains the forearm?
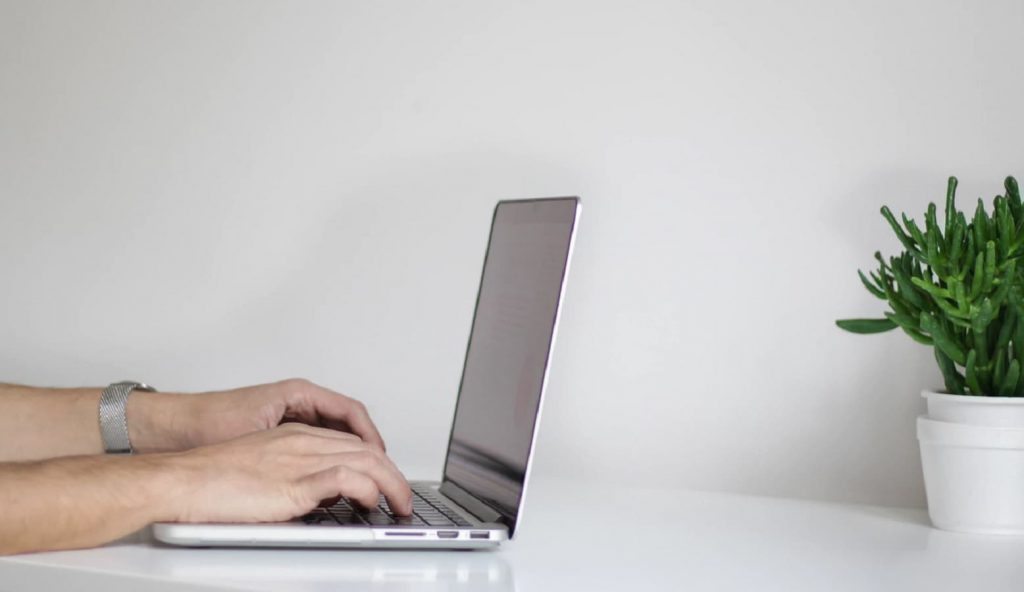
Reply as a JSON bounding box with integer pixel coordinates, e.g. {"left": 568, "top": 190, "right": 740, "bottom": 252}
{"left": 0, "top": 454, "right": 182, "bottom": 555}
{"left": 0, "top": 384, "right": 103, "bottom": 461}
{"left": 0, "top": 384, "right": 192, "bottom": 461}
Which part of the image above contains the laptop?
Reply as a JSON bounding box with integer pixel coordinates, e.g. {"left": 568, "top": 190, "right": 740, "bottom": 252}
{"left": 153, "top": 196, "right": 581, "bottom": 549}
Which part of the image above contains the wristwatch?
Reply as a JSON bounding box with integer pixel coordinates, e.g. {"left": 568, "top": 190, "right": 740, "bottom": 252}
{"left": 98, "top": 381, "right": 157, "bottom": 455}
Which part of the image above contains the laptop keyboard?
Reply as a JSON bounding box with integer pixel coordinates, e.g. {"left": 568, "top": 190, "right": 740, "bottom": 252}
{"left": 300, "top": 483, "right": 472, "bottom": 527}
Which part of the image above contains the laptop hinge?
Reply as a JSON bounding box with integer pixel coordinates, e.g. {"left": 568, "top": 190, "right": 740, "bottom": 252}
{"left": 439, "top": 481, "right": 504, "bottom": 524}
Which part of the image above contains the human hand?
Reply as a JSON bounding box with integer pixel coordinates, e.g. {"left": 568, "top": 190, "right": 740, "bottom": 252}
{"left": 160, "top": 422, "right": 413, "bottom": 523}
{"left": 0, "top": 423, "right": 411, "bottom": 554}
{"left": 129, "top": 379, "right": 386, "bottom": 454}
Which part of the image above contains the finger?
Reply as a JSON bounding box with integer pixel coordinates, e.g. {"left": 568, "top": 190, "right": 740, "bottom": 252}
{"left": 311, "top": 450, "right": 412, "bottom": 515}
{"left": 282, "top": 426, "right": 405, "bottom": 489}
{"left": 275, "top": 426, "right": 373, "bottom": 459}
{"left": 299, "top": 385, "right": 387, "bottom": 452}
{"left": 277, "top": 422, "right": 363, "bottom": 444}
{"left": 298, "top": 465, "right": 380, "bottom": 510}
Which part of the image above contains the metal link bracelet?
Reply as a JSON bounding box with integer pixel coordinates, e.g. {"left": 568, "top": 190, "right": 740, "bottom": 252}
{"left": 98, "top": 381, "right": 156, "bottom": 454}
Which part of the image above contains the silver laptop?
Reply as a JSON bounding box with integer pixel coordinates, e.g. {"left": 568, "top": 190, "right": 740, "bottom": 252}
{"left": 153, "top": 197, "right": 581, "bottom": 549}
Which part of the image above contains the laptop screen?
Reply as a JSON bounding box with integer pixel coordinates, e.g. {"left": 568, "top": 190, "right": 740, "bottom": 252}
{"left": 442, "top": 197, "right": 579, "bottom": 535}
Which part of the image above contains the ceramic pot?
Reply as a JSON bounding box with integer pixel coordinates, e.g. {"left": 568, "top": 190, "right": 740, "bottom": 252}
{"left": 918, "top": 390, "right": 1024, "bottom": 534}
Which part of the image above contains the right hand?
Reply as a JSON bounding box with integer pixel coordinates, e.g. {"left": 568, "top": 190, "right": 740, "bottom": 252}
{"left": 161, "top": 423, "right": 412, "bottom": 523}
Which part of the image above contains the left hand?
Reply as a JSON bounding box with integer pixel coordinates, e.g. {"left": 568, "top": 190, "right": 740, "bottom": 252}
{"left": 127, "top": 379, "right": 387, "bottom": 453}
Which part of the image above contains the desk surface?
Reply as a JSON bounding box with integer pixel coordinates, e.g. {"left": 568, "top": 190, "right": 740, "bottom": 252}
{"left": 3, "top": 476, "right": 1024, "bottom": 591}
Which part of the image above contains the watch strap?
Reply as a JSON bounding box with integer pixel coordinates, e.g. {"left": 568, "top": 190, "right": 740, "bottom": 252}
{"left": 99, "top": 381, "right": 156, "bottom": 454}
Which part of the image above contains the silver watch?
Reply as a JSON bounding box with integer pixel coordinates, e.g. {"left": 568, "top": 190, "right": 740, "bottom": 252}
{"left": 99, "top": 381, "right": 157, "bottom": 455}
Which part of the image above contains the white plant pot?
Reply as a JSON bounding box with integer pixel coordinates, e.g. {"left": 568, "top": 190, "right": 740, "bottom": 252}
{"left": 918, "top": 390, "right": 1024, "bottom": 534}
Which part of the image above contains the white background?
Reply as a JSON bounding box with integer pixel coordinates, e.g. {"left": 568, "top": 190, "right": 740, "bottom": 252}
{"left": 2, "top": 0, "right": 1023, "bottom": 509}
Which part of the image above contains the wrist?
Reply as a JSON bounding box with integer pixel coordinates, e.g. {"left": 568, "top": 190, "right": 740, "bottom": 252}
{"left": 134, "top": 452, "right": 193, "bottom": 523}
{"left": 87, "top": 453, "right": 193, "bottom": 525}
{"left": 144, "top": 449, "right": 211, "bottom": 523}
{"left": 126, "top": 392, "right": 196, "bottom": 453}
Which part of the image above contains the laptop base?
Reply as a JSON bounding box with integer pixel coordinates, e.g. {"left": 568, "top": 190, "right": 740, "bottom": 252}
{"left": 152, "top": 480, "right": 508, "bottom": 550}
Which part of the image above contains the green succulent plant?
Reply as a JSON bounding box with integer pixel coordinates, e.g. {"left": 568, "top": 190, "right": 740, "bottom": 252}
{"left": 837, "top": 176, "right": 1024, "bottom": 396}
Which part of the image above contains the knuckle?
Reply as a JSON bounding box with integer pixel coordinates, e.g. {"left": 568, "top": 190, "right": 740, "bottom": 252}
{"left": 281, "top": 428, "right": 309, "bottom": 442}
{"left": 281, "top": 430, "right": 314, "bottom": 448}
{"left": 330, "top": 466, "right": 378, "bottom": 502}
{"left": 331, "top": 465, "right": 352, "bottom": 483}
{"left": 281, "top": 377, "right": 313, "bottom": 392}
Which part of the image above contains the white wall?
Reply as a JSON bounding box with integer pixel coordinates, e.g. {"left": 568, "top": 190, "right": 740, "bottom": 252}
{"left": 2, "top": 0, "right": 1023, "bottom": 509}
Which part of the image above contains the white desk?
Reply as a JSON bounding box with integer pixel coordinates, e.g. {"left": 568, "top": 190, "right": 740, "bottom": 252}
{"left": 3, "top": 477, "right": 1024, "bottom": 591}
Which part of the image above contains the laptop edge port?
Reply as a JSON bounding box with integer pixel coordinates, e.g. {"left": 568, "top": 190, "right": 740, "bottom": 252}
{"left": 470, "top": 531, "right": 490, "bottom": 539}
{"left": 437, "top": 530, "right": 459, "bottom": 539}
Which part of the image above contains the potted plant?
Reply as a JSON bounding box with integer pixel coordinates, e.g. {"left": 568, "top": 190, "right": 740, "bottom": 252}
{"left": 838, "top": 175, "right": 1024, "bottom": 534}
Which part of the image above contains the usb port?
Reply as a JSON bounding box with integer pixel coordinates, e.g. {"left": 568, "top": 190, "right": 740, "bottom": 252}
{"left": 470, "top": 531, "right": 490, "bottom": 540}
{"left": 437, "top": 530, "right": 459, "bottom": 539}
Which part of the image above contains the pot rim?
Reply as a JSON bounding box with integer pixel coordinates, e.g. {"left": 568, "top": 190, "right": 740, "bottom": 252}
{"left": 922, "top": 390, "right": 1024, "bottom": 404}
